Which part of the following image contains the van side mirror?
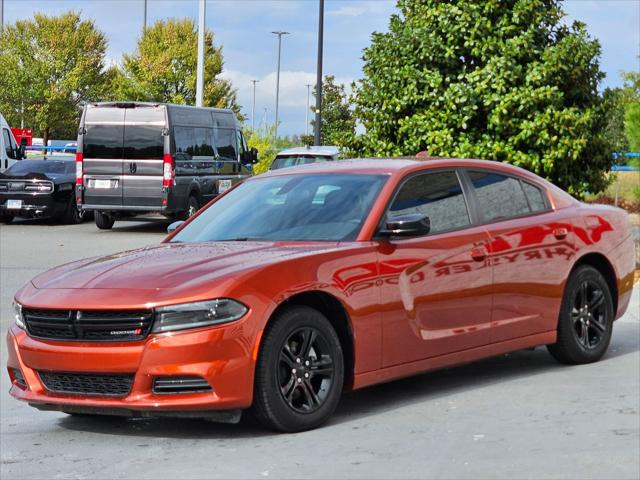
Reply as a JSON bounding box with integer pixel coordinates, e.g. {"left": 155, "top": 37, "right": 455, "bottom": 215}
{"left": 18, "top": 145, "right": 26, "bottom": 159}
{"left": 167, "top": 220, "right": 185, "bottom": 234}
{"left": 378, "top": 213, "right": 431, "bottom": 238}
{"left": 250, "top": 147, "right": 259, "bottom": 164}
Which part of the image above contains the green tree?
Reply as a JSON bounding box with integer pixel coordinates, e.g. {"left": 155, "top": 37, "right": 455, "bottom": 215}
{"left": 602, "top": 88, "right": 629, "bottom": 154}
{"left": 114, "top": 19, "right": 239, "bottom": 113}
{"left": 0, "top": 12, "right": 109, "bottom": 144}
{"left": 352, "top": 0, "right": 611, "bottom": 196}
{"left": 621, "top": 71, "right": 640, "bottom": 157}
{"left": 244, "top": 125, "right": 294, "bottom": 175}
{"left": 311, "top": 75, "right": 355, "bottom": 146}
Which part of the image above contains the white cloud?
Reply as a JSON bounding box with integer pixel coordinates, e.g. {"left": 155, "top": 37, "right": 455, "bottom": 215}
{"left": 327, "top": 6, "right": 367, "bottom": 17}
{"left": 221, "top": 69, "right": 353, "bottom": 110}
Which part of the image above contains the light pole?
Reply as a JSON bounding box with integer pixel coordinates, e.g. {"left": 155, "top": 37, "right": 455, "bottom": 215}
{"left": 143, "top": 0, "right": 147, "bottom": 30}
{"left": 272, "top": 31, "right": 289, "bottom": 139}
{"left": 251, "top": 80, "right": 259, "bottom": 131}
{"left": 195, "top": 0, "right": 206, "bottom": 107}
{"left": 1, "top": 0, "right": 4, "bottom": 32}
{"left": 305, "top": 83, "right": 312, "bottom": 136}
{"left": 314, "top": 0, "right": 324, "bottom": 145}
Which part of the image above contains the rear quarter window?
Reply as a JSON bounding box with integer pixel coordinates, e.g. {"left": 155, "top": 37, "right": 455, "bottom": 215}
{"left": 467, "top": 171, "right": 536, "bottom": 222}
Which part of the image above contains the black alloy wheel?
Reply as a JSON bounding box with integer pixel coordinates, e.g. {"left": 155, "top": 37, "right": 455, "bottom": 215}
{"left": 547, "top": 265, "right": 614, "bottom": 364}
{"left": 253, "top": 305, "right": 344, "bottom": 432}
{"left": 278, "top": 327, "right": 336, "bottom": 414}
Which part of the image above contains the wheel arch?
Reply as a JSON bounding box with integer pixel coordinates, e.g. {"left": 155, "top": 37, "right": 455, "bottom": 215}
{"left": 570, "top": 252, "right": 619, "bottom": 315}
{"left": 263, "top": 290, "right": 356, "bottom": 391}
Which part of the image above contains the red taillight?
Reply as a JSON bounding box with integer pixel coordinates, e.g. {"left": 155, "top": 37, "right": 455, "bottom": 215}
{"left": 75, "top": 152, "right": 83, "bottom": 186}
{"left": 163, "top": 154, "right": 174, "bottom": 187}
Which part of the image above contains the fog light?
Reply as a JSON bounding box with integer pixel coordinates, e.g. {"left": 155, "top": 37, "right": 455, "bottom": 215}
{"left": 152, "top": 376, "right": 212, "bottom": 395}
{"left": 11, "top": 368, "right": 27, "bottom": 389}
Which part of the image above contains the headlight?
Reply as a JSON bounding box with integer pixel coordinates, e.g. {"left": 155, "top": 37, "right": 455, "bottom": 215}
{"left": 152, "top": 298, "right": 248, "bottom": 333}
{"left": 13, "top": 301, "right": 25, "bottom": 329}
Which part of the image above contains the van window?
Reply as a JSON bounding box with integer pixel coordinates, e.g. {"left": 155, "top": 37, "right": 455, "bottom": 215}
{"left": 174, "top": 127, "right": 214, "bottom": 159}
{"left": 83, "top": 125, "right": 124, "bottom": 159}
{"left": 123, "top": 126, "right": 164, "bottom": 159}
{"left": 215, "top": 128, "right": 237, "bottom": 161}
{"left": 3, "top": 129, "right": 19, "bottom": 159}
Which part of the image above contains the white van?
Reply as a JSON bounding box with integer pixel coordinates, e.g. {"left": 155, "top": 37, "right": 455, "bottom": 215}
{"left": 1, "top": 112, "right": 25, "bottom": 172}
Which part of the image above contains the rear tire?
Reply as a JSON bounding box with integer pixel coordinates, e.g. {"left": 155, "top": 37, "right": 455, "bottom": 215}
{"left": 61, "top": 197, "right": 84, "bottom": 224}
{"left": 186, "top": 195, "right": 199, "bottom": 218}
{"left": 94, "top": 211, "right": 115, "bottom": 230}
{"left": 547, "top": 265, "right": 614, "bottom": 364}
{"left": 253, "top": 305, "right": 344, "bottom": 432}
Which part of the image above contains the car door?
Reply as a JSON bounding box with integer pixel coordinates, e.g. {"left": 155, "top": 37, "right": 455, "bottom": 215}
{"left": 463, "top": 170, "right": 576, "bottom": 343}
{"left": 82, "top": 107, "right": 125, "bottom": 207}
{"left": 377, "top": 170, "right": 493, "bottom": 367}
{"left": 121, "top": 106, "right": 166, "bottom": 208}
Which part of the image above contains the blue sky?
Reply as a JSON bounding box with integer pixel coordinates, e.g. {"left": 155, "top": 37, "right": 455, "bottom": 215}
{"left": 4, "top": 0, "right": 640, "bottom": 137}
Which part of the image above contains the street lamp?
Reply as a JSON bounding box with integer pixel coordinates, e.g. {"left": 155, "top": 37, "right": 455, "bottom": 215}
{"left": 143, "top": 0, "right": 147, "bottom": 30}
{"left": 314, "top": 0, "right": 324, "bottom": 145}
{"left": 251, "top": 79, "right": 259, "bottom": 131}
{"left": 272, "top": 31, "right": 290, "bottom": 139}
{"left": 195, "top": 0, "right": 206, "bottom": 107}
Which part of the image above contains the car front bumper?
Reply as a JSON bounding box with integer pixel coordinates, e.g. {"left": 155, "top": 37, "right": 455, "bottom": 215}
{"left": 6, "top": 320, "right": 258, "bottom": 418}
{"left": 0, "top": 194, "right": 67, "bottom": 218}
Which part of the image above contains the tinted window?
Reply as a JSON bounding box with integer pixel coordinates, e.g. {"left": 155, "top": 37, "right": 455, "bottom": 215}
{"left": 171, "top": 174, "right": 387, "bottom": 242}
{"left": 271, "top": 155, "right": 332, "bottom": 170}
{"left": 123, "top": 125, "right": 164, "bottom": 159}
{"left": 215, "top": 128, "right": 237, "bottom": 160}
{"left": 6, "top": 160, "right": 73, "bottom": 175}
{"left": 468, "top": 171, "right": 530, "bottom": 221}
{"left": 174, "top": 126, "right": 214, "bottom": 160}
{"left": 388, "top": 171, "right": 470, "bottom": 234}
{"left": 84, "top": 125, "right": 123, "bottom": 159}
{"left": 522, "top": 181, "right": 548, "bottom": 213}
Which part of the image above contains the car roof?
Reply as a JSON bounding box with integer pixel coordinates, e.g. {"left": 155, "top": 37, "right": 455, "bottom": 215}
{"left": 276, "top": 146, "right": 340, "bottom": 157}
{"left": 261, "top": 157, "right": 541, "bottom": 180}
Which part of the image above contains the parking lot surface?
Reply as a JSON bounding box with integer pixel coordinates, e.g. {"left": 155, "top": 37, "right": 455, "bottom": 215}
{"left": 1, "top": 219, "right": 638, "bottom": 480}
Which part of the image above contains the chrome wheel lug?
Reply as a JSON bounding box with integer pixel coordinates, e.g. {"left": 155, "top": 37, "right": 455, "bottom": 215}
{"left": 297, "top": 378, "right": 302, "bottom": 383}
{"left": 304, "top": 373, "right": 309, "bottom": 378}
{"left": 296, "top": 358, "right": 301, "bottom": 364}
{"left": 305, "top": 360, "right": 310, "bottom": 366}
{"left": 292, "top": 368, "right": 296, "bottom": 374}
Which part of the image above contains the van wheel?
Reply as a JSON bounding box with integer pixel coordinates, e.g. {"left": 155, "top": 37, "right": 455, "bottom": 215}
{"left": 186, "top": 195, "right": 199, "bottom": 218}
{"left": 0, "top": 213, "right": 14, "bottom": 224}
{"left": 61, "top": 197, "right": 84, "bottom": 224}
{"left": 547, "top": 265, "right": 614, "bottom": 364}
{"left": 95, "top": 211, "right": 115, "bottom": 230}
{"left": 253, "top": 305, "right": 344, "bottom": 432}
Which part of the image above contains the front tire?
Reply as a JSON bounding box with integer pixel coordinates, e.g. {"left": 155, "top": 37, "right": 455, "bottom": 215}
{"left": 0, "top": 213, "right": 14, "bottom": 224}
{"left": 547, "top": 265, "right": 614, "bottom": 364}
{"left": 94, "top": 211, "right": 115, "bottom": 230}
{"left": 253, "top": 306, "right": 344, "bottom": 432}
{"left": 61, "top": 196, "right": 84, "bottom": 224}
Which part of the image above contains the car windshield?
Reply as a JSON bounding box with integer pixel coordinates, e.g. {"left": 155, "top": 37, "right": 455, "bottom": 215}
{"left": 171, "top": 173, "right": 387, "bottom": 242}
{"left": 5, "top": 160, "right": 73, "bottom": 175}
{"left": 271, "top": 155, "right": 333, "bottom": 170}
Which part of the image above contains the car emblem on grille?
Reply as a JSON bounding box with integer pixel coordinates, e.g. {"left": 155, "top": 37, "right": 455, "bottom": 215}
{"left": 110, "top": 329, "right": 142, "bottom": 336}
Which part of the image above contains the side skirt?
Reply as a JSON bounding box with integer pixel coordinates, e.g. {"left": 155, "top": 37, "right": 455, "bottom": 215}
{"left": 353, "top": 331, "right": 557, "bottom": 390}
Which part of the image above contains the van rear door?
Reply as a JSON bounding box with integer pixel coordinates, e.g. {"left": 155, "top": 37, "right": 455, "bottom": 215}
{"left": 82, "top": 107, "right": 125, "bottom": 207}
{"left": 122, "top": 106, "right": 165, "bottom": 208}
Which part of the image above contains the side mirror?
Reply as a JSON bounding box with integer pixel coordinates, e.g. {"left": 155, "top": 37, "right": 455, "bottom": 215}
{"left": 250, "top": 147, "right": 259, "bottom": 164}
{"left": 18, "top": 145, "right": 26, "bottom": 159}
{"left": 167, "top": 220, "right": 184, "bottom": 234}
{"left": 379, "top": 213, "right": 431, "bottom": 238}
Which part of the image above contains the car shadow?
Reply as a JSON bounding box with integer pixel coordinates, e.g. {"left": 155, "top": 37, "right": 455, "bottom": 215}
{"left": 56, "top": 330, "right": 638, "bottom": 439}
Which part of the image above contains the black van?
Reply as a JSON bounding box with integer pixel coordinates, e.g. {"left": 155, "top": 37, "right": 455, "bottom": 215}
{"left": 76, "top": 102, "right": 257, "bottom": 229}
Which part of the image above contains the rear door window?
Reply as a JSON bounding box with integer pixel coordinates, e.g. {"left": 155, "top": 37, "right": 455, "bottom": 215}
{"left": 521, "top": 181, "right": 548, "bottom": 213}
{"left": 388, "top": 171, "right": 470, "bottom": 234}
{"left": 467, "top": 171, "right": 531, "bottom": 221}
{"left": 83, "top": 125, "right": 124, "bottom": 159}
{"left": 123, "top": 125, "right": 164, "bottom": 159}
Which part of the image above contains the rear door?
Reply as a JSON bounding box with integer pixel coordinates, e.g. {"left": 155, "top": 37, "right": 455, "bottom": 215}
{"left": 122, "top": 106, "right": 166, "bottom": 207}
{"left": 82, "top": 107, "right": 125, "bottom": 207}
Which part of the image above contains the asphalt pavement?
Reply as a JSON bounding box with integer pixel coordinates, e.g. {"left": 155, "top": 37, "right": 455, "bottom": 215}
{"left": 1, "top": 218, "right": 638, "bottom": 480}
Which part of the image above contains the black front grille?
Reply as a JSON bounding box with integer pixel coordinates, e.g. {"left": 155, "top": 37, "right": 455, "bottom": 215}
{"left": 38, "top": 371, "right": 134, "bottom": 396}
{"left": 0, "top": 179, "right": 53, "bottom": 193}
{"left": 23, "top": 309, "right": 154, "bottom": 342}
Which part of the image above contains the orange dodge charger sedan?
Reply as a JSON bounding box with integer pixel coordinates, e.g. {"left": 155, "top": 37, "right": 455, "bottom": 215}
{"left": 7, "top": 158, "right": 636, "bottom": 432}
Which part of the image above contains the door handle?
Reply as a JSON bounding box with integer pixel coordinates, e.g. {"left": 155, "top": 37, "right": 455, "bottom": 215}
{"left": 129, "top": 162, "right": 137, "bottom": 174}
{"left": 553, "top": 227, "right": 569, "bottom": 240}
{"left": 470, "top": 246, "right": 488, "bottom": 262}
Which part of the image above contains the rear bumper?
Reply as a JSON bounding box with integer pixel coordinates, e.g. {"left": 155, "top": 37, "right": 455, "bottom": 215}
{"left": 610, "top": 235, "right": 636, "bottom": 320}
{"left": 81, "top": 204, "right": 168, "bottom": 213}
{"left": 0, "top": 195, "right": 66, "bottom": 218}
{"left": 6, "top": 319, "right": 258, "bottom": 416}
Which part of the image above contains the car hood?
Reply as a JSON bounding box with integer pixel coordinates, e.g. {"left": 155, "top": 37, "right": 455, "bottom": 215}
{"left": 31, "top": 241, "right": 341, "bottom": 291}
